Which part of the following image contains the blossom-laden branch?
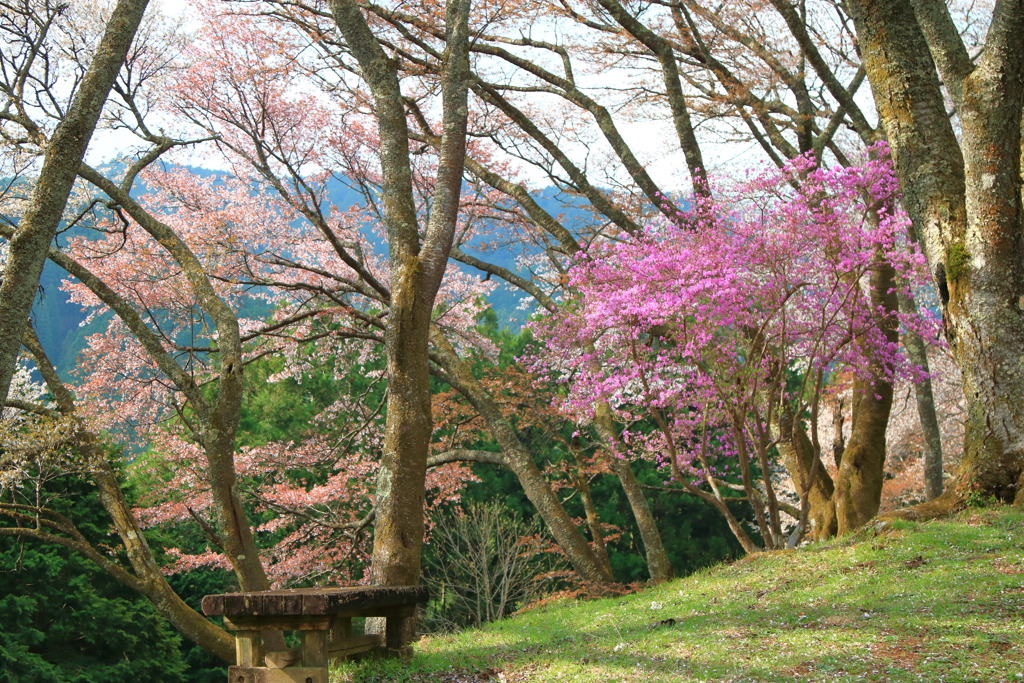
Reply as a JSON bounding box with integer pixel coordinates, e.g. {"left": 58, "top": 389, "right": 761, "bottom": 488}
{"left": 532, "top": 146, "right": 940, "bottom": 550}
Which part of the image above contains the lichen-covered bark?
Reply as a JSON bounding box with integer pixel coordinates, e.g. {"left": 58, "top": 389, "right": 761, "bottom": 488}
{"left": 0, "top": 0, "right": 149, "bottom": 409}
{"left": 329, "top": 0, "right": 473, "bottom": 595}
{"left": 847, "top": 0, "right": 1024, "bottom": 506}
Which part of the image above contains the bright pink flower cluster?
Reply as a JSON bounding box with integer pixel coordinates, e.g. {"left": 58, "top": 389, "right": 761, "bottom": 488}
{"left": 533, "top": 146, "right": 938, "bottom": 482}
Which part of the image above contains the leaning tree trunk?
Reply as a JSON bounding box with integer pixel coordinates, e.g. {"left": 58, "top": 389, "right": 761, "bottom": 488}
{"left": 567, "top": 453, "right": 614, "bottom": 577}
{"left": 21, "top": 327, "right": 236, "bottom": 662}
{"left": 847, "top": 0, "right": 1024, "bottom": 509}
{"left": 0, "top": 0, "right": 149, "bottom": 408}
{"left": 73, "top": 168, "right": 275, "bottom": 606}
{"left": 430, "top": 329, "right": 615, "bottom": 584}
{"left": 593, "top": 404, "right": 675, "bottom": 581}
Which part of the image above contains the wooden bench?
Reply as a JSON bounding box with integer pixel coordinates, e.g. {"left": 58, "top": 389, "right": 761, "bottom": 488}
{"left": 202, "top": 586, "right": 428, "bottom": 683}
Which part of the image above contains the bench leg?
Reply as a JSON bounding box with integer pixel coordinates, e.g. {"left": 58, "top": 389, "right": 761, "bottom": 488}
{"left": 235, "top": 631, "right": 263, "bottom": 667}
{"left": 384, "top": 606, "right": 416, "bottom": 656}
{"left": 301, "top": 630, "right": 328, "bottom": 669}
{"left": 330, "top": 616, "right": 352, "bottom": 641}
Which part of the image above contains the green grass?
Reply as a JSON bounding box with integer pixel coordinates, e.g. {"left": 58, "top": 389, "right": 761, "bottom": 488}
{"left": 334, "top": 507, "right": 1024, "bottom": 682}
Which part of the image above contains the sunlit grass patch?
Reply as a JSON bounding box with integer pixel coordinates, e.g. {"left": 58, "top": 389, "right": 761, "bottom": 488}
{"left": 334, "top": 506, "right": 1024, "bottom": 682}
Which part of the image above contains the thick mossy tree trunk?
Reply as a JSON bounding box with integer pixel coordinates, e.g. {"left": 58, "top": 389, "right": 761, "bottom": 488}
{"left": 329, "top": 0, "right": 472, "bottom": 592}
{"left": 847, "top": 0, "right": 1024, "bottom": 509}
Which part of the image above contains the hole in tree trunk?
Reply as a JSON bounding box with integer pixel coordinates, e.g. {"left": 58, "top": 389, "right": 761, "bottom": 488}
{"left": 936, "top": 263, "right": 950, "bottom": 305}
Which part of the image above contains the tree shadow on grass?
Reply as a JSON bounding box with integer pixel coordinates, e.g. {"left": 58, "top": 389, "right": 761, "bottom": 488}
{"left": 334, "top": 525, "right": 1024, "bottom": 683}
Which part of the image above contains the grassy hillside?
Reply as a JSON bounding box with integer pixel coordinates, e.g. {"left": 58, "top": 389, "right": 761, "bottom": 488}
{"left": 336, "top": 507, "right": 1024, "bottom": 683}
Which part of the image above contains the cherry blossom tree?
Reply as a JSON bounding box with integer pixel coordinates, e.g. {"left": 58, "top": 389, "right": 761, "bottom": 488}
{"left": 0, "top": 0, "right": 150, "bottom": 411}
{"left": 155, "top": 3, "right": 616, "bottom": 585}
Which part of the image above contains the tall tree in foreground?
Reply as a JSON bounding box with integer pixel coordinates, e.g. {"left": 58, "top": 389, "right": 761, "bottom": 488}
{"left": 0, "top": 0, "right": 149, "bottom": 408}
{"left": 326, "top": 0, "right": 473, "bottom": 597}
{"left": 845, "top": 0, "right": 1024, "bottom": 508}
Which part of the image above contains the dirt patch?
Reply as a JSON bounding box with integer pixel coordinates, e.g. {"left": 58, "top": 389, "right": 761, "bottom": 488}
{"left": 716, "top": 627, "right": 755, "bottom": 639}
{"left": 869, "top": 637, "right": 925, "bottom": 669}
{"left": 784, "top": 661, "right": 815, "bottom": 677}
{"left": 994, "top": 560, "right": 1024, "bottom": 575}
{"left": 903, "top": 554, "right": 928, "bottom": 569}
{"left": 818, "top": 615, "right": 859, "bottom": 628}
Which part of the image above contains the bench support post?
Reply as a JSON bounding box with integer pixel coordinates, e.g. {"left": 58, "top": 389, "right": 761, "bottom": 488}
{"left": 301, "top": 630, "right": 328, "bottom": 669}
{"left": 330, "top": 616, "right": 352, "bottom": 641}
{"left": 235, "top": 631, "right": 263, "bottom": 668}
{"left": 384, "top": 605, "right": 416, "bottom": 655}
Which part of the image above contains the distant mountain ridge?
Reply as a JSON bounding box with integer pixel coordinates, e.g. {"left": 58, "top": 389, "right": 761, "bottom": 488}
{"left": 23, "top": 170, "right": 592, "bottom": 378}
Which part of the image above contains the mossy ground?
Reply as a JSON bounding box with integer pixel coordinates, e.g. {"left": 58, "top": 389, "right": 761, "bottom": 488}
{"left": 333, "top": 507, "right": 1024, "bottom": 682}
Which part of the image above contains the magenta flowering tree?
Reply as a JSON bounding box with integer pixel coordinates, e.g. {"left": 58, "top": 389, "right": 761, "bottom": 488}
{"left": 534, "top": 148, "right": 939, "bottom": 551}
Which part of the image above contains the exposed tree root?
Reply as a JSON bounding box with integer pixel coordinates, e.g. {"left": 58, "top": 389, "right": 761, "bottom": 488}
{"left": 877, "top": 488, "right": 965, "bottom": 523}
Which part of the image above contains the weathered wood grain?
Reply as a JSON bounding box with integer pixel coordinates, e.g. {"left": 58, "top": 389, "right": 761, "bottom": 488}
{"left": 301, "top": 630, "right": 327, "bottom": 668}
{"left": 228, "top": 665, "right": 328, "bottom": 683}
{"left": 235, "top": 631, "right": 263, "bottom": 667}
{"left": 264, "top": 634, "right": 384, "bottom": 669}
{"left": 203, "top": 586, "right": 427, "bottom": 617}
{"left": 223, "top": 616, "right": 332, "bottom": 632}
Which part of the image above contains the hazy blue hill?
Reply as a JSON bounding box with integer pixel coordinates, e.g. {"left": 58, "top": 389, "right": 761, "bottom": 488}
{"left": 458, "top": 187, "right": 594, "bottom": 328}
{"left": 22, "top": 171, "right": 591, "bottom": 377}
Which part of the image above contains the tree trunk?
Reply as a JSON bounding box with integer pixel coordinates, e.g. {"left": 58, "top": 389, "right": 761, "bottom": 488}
{"left": 21, "top": 327, "right": 236, "bottom": 662}
{"left": 14, "top": 173, "right": 284, "bottom": 649}
{"left": 592, "top": 405, "right": 675, "bottom": 581}
{"left": 0, "top": 0, "right": 149, "bottom": 408}
{"left": 93, "top": 463, "right": 236, "bottom": 662}
{"left": 897, "top": 290, "right": 945, "bottom": 500}
{"left": 833, "top": 252, "right": 899, "bottom": 534}
{"left": 777, "top": 408, "right": 838, "bottom": 541}
{"left": 568, "top": 461, "right": 613, "bottom": 577}
{"left": 329, "top": 0, "right": 473, "bottom": 598}
{"left": 847, "top": 0, "right": 1024, "bottom": 507}
{"left": 74, "top": 168, "right": 275, "bottom": 614}
{"left": 430, "top": 329, "right": 615, "bottom": 583}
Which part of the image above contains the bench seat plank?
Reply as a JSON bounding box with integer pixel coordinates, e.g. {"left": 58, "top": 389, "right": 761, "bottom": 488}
{"left": 202, "top": 586, "right": 427, "bottom": 618}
